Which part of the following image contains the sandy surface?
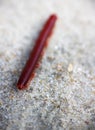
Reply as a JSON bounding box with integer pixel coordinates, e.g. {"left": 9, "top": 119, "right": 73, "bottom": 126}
{"left": 0, "top": 0, "right": 95, "bottom": 130}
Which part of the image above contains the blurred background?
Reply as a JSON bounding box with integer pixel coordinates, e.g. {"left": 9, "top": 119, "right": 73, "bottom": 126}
{"left": 0, "top": 0, "right": 95, "bottom": 130}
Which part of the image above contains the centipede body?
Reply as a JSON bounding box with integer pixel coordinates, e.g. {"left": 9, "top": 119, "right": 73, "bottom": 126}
{"left": 17, "top": 14, "right": 57, "bottom": 90}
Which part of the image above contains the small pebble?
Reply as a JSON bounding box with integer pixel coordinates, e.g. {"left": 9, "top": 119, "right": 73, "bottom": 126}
{"left": 68, "top": 63, "right": 73, "bottom": 72}
{"left": 57, "top": 64, "right": 63, "bottom": 71}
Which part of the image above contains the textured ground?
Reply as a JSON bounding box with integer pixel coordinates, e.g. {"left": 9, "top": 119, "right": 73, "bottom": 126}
{"left": 0, "top": 0, "right": 95, "bottom": 130}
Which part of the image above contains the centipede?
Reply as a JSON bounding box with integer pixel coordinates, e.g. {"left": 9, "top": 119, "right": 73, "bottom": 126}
{"left": 17, "top": 14, "right": 57, "bottom": 90}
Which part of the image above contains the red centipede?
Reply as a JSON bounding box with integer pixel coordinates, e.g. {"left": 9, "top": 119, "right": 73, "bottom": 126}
{"left": 17, "top": 14, "right": 57, "bottom": 90}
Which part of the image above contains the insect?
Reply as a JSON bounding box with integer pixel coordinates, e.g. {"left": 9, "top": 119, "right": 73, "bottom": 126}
{"left": 17, "top": 14, "right": 57, "bottom": 90}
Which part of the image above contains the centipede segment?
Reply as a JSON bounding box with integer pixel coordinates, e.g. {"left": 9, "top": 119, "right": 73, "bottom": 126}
{"left": 17, "top": 14, "right": 57, "bottom": 90}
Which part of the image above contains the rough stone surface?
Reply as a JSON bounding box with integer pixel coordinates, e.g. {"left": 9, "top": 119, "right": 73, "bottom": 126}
{"left": 0, "top": 0, "right": 95, "bottom": 130}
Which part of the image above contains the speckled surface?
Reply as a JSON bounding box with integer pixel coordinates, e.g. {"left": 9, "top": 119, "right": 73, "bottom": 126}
{"left": 0, "top": 0, "right": 95, "bottom": 130}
